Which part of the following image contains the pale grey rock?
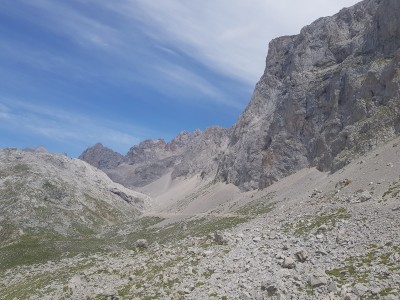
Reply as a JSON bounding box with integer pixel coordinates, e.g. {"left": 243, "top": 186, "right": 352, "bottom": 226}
{"left": 357, "top": 190, "right": 372, "bottom": 202}
{"left": 214, "top": 231, "right": 229, "bottom": 244}
{"left": 353, "top": 283, "right": 369, "bottom": 296}
{"left": 282, "top": 257, "right": 295, "bottom": 269}
{"left": 295, "top": 249, "right": 308, "bottom": 263}
{"left": 328, "top": 281, "right": 338, "bottom": 293}
{"left": 135, "top": 239, "right": 148, "bottom": 248}
{"left": 309, "top": 269, "right": 328, "bottom": 288}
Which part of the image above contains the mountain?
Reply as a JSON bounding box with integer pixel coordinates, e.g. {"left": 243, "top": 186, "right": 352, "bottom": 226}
{"left": 79, "top": 128, "right": 228, "bottom": 188}
{"left": 80, "top": 0, "right": 400, "bottom": 192}
{"left": 79, "top": 143, "right": 124, "bottom": 169}
{"left": 0, "top": 148, "right": 149, "bottom": 251}
{"left": 3, "top": 1, "right": 400, "bottom": 299}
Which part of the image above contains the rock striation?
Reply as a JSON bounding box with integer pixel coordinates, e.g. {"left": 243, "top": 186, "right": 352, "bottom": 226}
{"left": 80, "top": 0, "right": 400, "bottom": 191}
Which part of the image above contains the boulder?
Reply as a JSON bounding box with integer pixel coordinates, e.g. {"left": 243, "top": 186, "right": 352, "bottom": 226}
{"left": 135, "top": 239, "right": 148, "bottom": 249}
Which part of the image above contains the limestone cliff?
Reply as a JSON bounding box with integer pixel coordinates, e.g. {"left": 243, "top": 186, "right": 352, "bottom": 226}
{"left": 217, "top": 0, "right": 400, "bottom": 190}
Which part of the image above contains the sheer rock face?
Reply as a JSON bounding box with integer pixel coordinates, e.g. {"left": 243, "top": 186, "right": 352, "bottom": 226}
{"left": 81, "top": 0, "right": 400, "bottom": 191}
{"left": 217, "top": 0, "right": 400, "bottom": 190}
{"left": 171, "top": 126, "right": 230, "bottom": 180}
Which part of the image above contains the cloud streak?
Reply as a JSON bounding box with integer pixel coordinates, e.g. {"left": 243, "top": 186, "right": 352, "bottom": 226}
{"left": 113, "top": 0, "right": 360, "bottom": 85}
{"left": 0, "top": 98, "right": 154, "bottom": 155}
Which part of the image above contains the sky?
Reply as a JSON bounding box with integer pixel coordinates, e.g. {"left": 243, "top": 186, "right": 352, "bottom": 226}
{"left": 0, "top": 0, "right": 360, "bottom": 157}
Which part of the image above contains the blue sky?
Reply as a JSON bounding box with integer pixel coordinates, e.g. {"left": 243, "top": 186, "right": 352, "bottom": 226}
{"left": 0, "top": 0, "right": 359, "bottom": 157}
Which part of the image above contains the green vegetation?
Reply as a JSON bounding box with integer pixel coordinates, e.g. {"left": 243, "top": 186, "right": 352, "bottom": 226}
{"left": 326, "top": 244, "right": 400, "bottom": 289}
{"left": 203, "top": 270, "right": 214, "bottom": 279}
{"left": 234, "top": 192, "right": 275, "bottom": 216}
{"left": 382, "top": 180, "right": 400, "bottom": 200}
{"left": 0, "top": 163, "right": 31, "bottom": 178}
{"left": 284, "top": 207, "right": 351, "bottom": 236}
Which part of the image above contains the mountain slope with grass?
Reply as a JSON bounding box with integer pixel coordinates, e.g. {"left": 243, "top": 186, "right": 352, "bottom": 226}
{"left": 0, "top": 148, "right": 150, "bottom": 270}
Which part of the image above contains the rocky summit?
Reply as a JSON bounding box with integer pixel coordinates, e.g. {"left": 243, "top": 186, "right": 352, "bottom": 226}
{"left": 2, "top": 0, "right": 400, "bottom": 299}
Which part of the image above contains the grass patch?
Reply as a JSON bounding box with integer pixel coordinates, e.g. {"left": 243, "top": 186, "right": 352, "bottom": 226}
{"left": 382, "top": 180, "right": 400, "bottom": 200}
{"left": 234, "top": 192, "right": 275, "bottom": 217}
{"left": 293, "top": 207, "right": 350, "bottom": 236}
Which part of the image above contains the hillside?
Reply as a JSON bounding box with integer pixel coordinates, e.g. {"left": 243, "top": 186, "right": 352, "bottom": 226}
{"left": 0, "top": 148, "right": 150, "bottom": 270}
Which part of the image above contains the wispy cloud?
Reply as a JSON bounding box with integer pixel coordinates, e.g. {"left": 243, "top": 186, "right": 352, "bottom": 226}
{"left": 111, "top": 0, "right": 360, "bottom": 85}
{"left": 0, "top": 0, "right": 361, "bottom": 156}
{"left": 21, "top": 0, "right": 122, "bottom": 51}
{"left": 0, "top": 98, "right": 153, "bottom": 154}
{"left": 0, "top": 104, "right": 10, "bottom": 119}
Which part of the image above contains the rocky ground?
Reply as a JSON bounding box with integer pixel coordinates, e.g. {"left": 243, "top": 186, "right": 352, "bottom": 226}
{"left": 1, "top": 137, "right": 399, "bottom": 299}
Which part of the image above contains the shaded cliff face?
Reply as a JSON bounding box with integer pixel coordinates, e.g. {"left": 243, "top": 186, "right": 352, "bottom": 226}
{"left": 217, "top": 0, "right": 400, "bottom": 190}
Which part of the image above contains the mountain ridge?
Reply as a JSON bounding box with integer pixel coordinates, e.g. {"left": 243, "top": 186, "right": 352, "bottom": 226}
{"left": 80, "top": 0, "right": 400, "bottom": 192}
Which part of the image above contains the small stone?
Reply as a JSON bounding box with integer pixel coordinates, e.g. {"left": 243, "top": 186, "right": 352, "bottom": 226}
{"left": 353, "top": 283, "right": 369, "bottom": 296}
{"left": 328, "top": 281, "right": 338, "bottom": 293}
{"left": 318, "top": 224, "right": 328, "bottom": 232}
{"left": 135, "top": 239, "right": 148, "bottom": 249}
{"left": 253, "top": 236, "right": 261, "bottom": 242}
{"left": 358, "top": 191, "right": 372, "bottom": 202}
{"left": 282, "top": 257, "right": 295, "bottom": 269}
{"left": 309, "top": 269, "right": 327, "bottom": 288}
{"left": 370, "top": 287, "right": 380, "bottom": 295}
{"left": 261, "top": 280, "right": 278, "bottom": 296}
{"left": 214, "top": 231, "right": 229, "bottom": 244}
{"left": 295, "top": 249, "right": 308, "bottom": 263}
